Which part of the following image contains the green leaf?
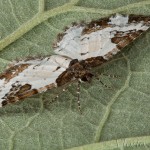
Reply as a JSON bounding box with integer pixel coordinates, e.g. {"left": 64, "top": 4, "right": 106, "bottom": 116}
{"left": 0, "top": 0, "right": 150, "bottom": 150}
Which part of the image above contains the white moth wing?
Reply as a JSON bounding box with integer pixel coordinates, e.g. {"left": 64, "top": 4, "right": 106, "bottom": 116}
{"left": 0, "top": 55, "right": 71, "bottom": 107}
{"left": 14, "top": 55, "right": 71, "bottom": 88}
{"left": 54, "top": 14, "right": 150, "bottom": 60}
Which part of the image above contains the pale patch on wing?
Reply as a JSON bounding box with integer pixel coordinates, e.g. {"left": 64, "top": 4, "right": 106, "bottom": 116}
{"left": 54, "top": 14, "right": 150, "bottom": 60}
{"left": 109, "top": 13, "right": 129, "bottom": 26}
{"left": 0, "top": 55, "right": 71, "bottom": 107}
{"left": 54, "top": 26, "right": 84, "bottom": 59}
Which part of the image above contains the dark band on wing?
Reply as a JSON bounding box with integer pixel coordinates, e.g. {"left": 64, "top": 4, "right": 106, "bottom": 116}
{"left": 128, "top": 15, "right": 150, "bottom": 24}
{"left": 1, "top": 87, "right": 38, "bottom": 107}
{"left": 56, "top": 56, "right": 107, "bottom": 86}
{"left": 83, "top": 56, "right": 107, "bottom": 68}
{"left": 82, "top": 17, "right": 110, "bottom": 34}
{"left": 1, "top": 83, "right": 35, "bottom": 106}
{"left": 111, "top": 30, "right": 145, "bottom": 49}
{"left": 82, "top": 14, "right": 150, "bottom": 35}
{"left": 53, "top": 14, "right": 150, "bottom": 48}
{"left": 1, "top": 83, "right": 57, "bottom": 107}
{"left": 0, "top": 64, "right": 30, "bottom": 83}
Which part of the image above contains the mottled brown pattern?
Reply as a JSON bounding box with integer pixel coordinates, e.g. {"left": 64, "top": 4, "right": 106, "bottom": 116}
{"left": 16, "top": 84, "right": 31, "bottom": 95}
{"left": 16, "top": 89, "right": 38, "bottom": 100}
{"left": 38, "top": 83, "right": 56, "bottom": 93}
{"left": 1, "top": 83, "right": 57, "bottom": 107}
{"left": 56, "top": 56, "right": 106, "bottom": 86}
{"left": 82, "top": 18, "right": 110, "bottom": 34}
{"left": 128, "top": 14, "right": 150, "bottom": 24}
{"left": 53, "top": 17, "right": 111, "bottom": 45}
{"left": 112, "top": 30, "right": 144, "bottom": 49}
{"left": 0, "top": 64, "right": 30, "bottom": 83}
{"left": 83, "top": 56, "right": 107, "bottom": 68}
{"left": 82, "top": 14, "right": 150, "bottom": 35}
{"left": 1, "top": 83, "right": 38, "bottom": 106}
{"left": 54, "top": 14, "right": 150, "bottom": 47}
{"left": 56, "top": 70, "right": 74, "bottom": 86}
{"left": 1, "top": 14, "right": 150, "bottom": 108}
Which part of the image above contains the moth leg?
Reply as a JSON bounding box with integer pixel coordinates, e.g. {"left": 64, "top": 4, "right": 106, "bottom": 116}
{"left": 94, "top": 72, "right": 120, "bottom": 89}
{"left": 94, "top": 73, "right": 111, "bottom": 89}
{"left": 100, "top": 73, "right": 120, "bottom": 79}
{"left": 99, "top": 80, "right": 111, "bottom": 89}
{"left": 76, "top": 80, "right": 82, "bottom": 114}
{"left": 50, "top": 86, "right": 69, "bottom": 104}
{"left": 49, "top": 79, "right": 77, "bottom": 103}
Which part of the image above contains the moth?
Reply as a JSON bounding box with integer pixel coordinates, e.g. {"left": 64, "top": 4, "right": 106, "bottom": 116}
{"left": 0, "top": 14, "right": 149, "bottom": 109}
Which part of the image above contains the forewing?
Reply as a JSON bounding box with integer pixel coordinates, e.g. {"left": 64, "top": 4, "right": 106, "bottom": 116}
{"left": 54, "top": 14, "right": 150, "bottom": 60}
{"left": 0, "top": 55, "right": 71, "bottom": 107}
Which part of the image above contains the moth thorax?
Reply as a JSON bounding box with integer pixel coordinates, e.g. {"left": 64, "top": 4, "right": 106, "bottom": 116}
{"left": 73, "top": 69, "right": 93, "bottom": 82}
{"left": 71, "top": 63, "right": 93, "bottom": 82}
{"left": 80, "top": 72, "right": 94, "bottom": 82}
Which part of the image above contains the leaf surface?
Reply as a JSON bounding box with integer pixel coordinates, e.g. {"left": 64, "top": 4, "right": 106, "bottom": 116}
{"left": 0, "top": 0, "right": 150, "bottom": 150}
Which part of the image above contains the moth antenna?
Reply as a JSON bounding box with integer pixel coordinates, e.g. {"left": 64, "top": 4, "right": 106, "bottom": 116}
{"left": 101, "top": 73, "right": 121, "bottom": 79}
{"left": 77, "top": 80, "right": 82, "bottom": 114}
{"left": 95, "top": 72, "right": 119, "bottom": 89}
{"left": 93, "top": 73, "right": 108, "bottom": 88}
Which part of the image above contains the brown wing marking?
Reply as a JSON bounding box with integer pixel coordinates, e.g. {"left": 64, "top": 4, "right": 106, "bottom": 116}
{"left": 83, "top": 56, "right": 107, "bottom": 68}
{"left": 38, "top": 83, "right": 56, "bottom": 92}
{"left": 111, "top": 30, "right": 145, "bottom": 49}
{"left": 1, "top": 83, "right": 56, "bottom": 107}
{"left": 56, "top": 70, "right": 74, "bottom": 86}
{"left": 1, "top": 83, "right": 34, "bottom": 106}
{"left": 1, "top": 89, "right": 39, "bottom": 106}
{"left": 56, "top": 56, "right": 107, "bottom": 86}
{"left": 128, "top": 15, "right": 150, "bottom": 24}
{"left": 82, "top": 17, "right": 110, "bottom": 34}
{"left": 0, "top": 64, "right": 30, "bottom": 83}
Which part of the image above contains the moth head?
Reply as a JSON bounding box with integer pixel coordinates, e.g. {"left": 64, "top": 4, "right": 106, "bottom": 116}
{"left": 81, "top": 72, "right": 94, "bottom": 82}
